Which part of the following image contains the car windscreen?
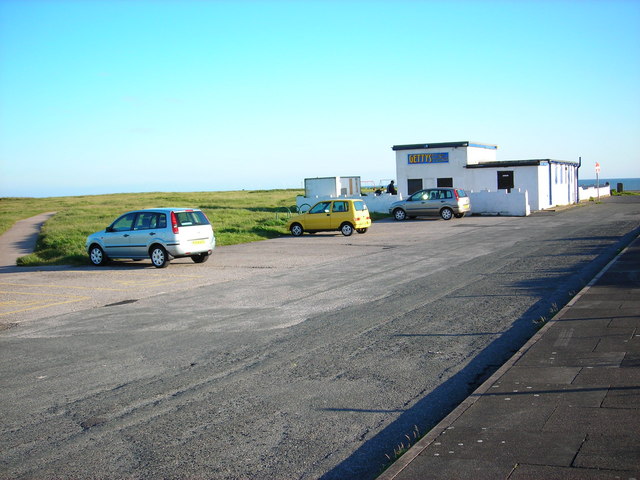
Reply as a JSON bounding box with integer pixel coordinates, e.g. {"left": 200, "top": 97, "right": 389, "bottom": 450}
{"left": 354, "top": 201, "right": 367, "bottom": 211}
{"left": 174, "top": 210, "right": 210, "bottom": 226}
{"left": 309, "top": 202, "right": 331, "bottom": 214}
{"left": 455, "top": 189, "right": 468, "bottom": 197}
{"left": 110, "top": 212, "right": 136, "bottom": 232}
{"left": 410, "top": 191, "right": 427, "bottom": 201}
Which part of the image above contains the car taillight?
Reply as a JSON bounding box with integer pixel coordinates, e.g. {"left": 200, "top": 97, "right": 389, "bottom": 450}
{"left": 454, "top": 189, "right": 460, "bottom": 200}
{"left": 171, "top": 211, "right": 179, "bottom": 234}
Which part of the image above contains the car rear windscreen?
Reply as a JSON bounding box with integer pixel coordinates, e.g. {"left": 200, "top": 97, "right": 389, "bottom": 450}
{"left": 175, "top": 210, "right": 210, "bottom": 226}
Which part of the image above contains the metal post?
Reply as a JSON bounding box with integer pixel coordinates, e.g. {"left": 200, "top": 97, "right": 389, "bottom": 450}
{"left": 577, "top": 156, "right": 581, "bottom": 203}
{"left": 595, "top": 161, "right": 600, "bottom": 201}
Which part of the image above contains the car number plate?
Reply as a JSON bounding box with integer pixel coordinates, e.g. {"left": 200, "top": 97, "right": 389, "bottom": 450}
{"left": 192, "top": 239, "right": 206, "bottom": 245}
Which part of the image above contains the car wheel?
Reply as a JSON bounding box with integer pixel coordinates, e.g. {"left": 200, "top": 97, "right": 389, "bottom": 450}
{"left": 341, "top": 223, "right": 354, "bottom": 236}
{"left": 454, "top": 212, "right": 465, "bottom": 218}
{"left": 356, "top": 228, "right": 368, "bottom": 234}
{"left": 290, "top": 223, "right": 304, "bottom": 236}
{"left": 393, "top": 208, "right": 407, "bottom": 221}
{"left": 191, "top": 253, "right": 209, "bottom": 263}
{"left": 89, "top": 245, "right": 108, "bottom": 266}
{"left": 440, "top": 207, "right": 454, "bottom": 220}
{"left": 150, "top": 245, "right": 170, "bottom": 268}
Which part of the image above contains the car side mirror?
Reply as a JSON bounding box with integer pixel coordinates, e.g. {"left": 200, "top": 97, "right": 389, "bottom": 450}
{"left": 106, "top": 226, "right": 114, "bottom": 233}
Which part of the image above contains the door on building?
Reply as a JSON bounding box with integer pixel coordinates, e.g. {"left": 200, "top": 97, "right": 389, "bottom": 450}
{"left": 497, "top": 171, "right": 514, "bottom": 193}
{"left": 437, "top": 178, "right": 453, "bottom": 188}
{"left": 407, "top": 179, "right": 423, "bottom": 195}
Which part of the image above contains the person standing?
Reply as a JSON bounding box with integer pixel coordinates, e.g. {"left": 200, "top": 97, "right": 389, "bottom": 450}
{"left": 387, "top": 180, "right": 397, "bottom": 195}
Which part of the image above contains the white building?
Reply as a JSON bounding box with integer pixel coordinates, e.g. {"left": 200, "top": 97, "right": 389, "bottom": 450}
{"left": 304, "top": 176, "right": 361, "bottom": 198}
{"left": 392, "top": 141, "right": 582, "bottom": 212}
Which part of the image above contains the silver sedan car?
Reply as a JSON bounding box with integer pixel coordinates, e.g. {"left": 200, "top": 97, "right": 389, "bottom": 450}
{"left": 86, "top": 208, "right": 215, "bottom": 268}
{"left": 390, "top": 188, "right": 471, "bottom": 221}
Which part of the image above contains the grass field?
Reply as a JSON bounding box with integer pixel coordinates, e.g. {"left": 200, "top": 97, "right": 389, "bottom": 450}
{"left": 0, "top": 190, "right": 305, "bottom": 266}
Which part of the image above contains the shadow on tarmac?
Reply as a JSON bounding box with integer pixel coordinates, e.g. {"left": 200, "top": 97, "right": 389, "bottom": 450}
{"left": 320, "top": 226, "right": 640, "bottom": 480}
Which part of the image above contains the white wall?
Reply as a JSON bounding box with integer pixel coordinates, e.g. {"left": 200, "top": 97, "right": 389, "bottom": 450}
{"left": 396, "top": 145, "right": 501, "bottom": 196}
{"left": 464, "top": 166, "right": 542, "bottom": 210}
{"left": 551, "top": 163, "right": 570, "bottom": 206}
{"left": 361, "top": 193, "right": 404, "bottom": 213}
{"left": 464, "top": 168, "right": 497, "bottom": 193}
{"left": 296, "top": 184, "right": 608, "bottom": 217}
{"left": 338, "top": 176, "right": 361, "bottom": 196}
{"left": 305, "top": 177, "right": 339, "bottom": 197}
{"left": 304, "top": 177, "right": 361, "bottom": 198}
{"left": 466, "top": 145, "right": 498, "bottom": 165}
{"left": 579, "top": 184, "right": 611, "bottom": 201}
{"left": 468, "top": 189, "right": 531, "bottom": 216}
{"left": 517, "top": 166, "right": 543, "bottom": 210}
{"left": 296, "top": 193, "right": 402, "bottom": 214}
{"left": 395, "top": 146, "right": 469, "bottom": 195}
{"left": 537, "top": 165, "right": 551, "bottom": 209}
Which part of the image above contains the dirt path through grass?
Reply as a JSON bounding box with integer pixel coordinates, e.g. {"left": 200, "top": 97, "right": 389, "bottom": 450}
{"left": 0, "top": 212, "right": 55, "bottom": 267}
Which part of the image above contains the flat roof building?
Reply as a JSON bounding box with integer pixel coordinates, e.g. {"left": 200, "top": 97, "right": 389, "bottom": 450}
{"left": 392, "top": 141, "right": 580, "bottom": 211}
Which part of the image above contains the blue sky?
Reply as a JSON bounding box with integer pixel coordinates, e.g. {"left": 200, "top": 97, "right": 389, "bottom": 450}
{"left": 1, "top": 0, "right": 639, "bottom": 197}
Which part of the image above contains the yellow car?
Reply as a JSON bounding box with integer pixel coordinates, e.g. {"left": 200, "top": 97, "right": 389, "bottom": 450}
{"left": 288, "top": 199, "right": 371, "bottom": 236}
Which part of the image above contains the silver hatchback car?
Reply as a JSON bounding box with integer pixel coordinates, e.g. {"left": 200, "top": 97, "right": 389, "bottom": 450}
{"left": 86, "top": 208, "right": 215, "bottom": 268}
{"left": 390, "top": 188, "right": 471, "bottom": 221}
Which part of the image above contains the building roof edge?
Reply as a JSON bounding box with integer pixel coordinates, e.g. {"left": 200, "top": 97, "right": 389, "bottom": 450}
{"left": 391, "top": 141, "right": 498, "bottom": 151}
{"left": 466, "top": 159, "right": 581, "bottom": 168}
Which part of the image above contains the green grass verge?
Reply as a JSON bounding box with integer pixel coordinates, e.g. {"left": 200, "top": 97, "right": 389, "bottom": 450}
{"left": 611, "top": 190, "right": 640, "bottom": 196}
{"left": 1, "top": 190, "right": 304, "bottom": 266}
{"left": 3, "top": 190, "right": 390, "bottom": 267}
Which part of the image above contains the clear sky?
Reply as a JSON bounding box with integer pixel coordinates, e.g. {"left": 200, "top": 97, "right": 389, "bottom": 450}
{"left": 1, "top": 0, "right": 639, "bottom": 197}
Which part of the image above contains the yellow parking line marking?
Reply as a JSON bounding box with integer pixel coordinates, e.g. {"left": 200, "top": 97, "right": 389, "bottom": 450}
{"left": 0, "top": 277, "right": 202, "bottom": 291}
{"left": 0, "top": 272, "right": 205, "bottom": 318}
{"left": 0, "top": 282, "right": 127, "bottom": 292}
{"left": 67, "top": 271, "right": 203, "bottom": 279}
{"left": 0, "top": 291, "right": 90, "bottom": 317}
{"left": 114, "top": 279, "right": 186, "bottom": 287}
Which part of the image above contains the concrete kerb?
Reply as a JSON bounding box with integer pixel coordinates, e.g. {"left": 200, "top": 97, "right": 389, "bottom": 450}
{"left": 377, "top": 231, "right": 640, "bottom": 480}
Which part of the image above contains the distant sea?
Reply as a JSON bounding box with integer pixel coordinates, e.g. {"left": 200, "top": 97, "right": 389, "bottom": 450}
{"left": 579, "top": 177, "right": 640, "bottom": 191}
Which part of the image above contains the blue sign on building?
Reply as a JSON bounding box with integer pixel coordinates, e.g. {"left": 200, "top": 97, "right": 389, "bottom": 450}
{"left": 408, "top": 152, "right": 449, "bottom": 164}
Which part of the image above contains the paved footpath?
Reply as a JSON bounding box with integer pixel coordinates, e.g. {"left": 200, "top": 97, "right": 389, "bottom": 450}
{"left": 379, "top": 235, "right": 640, "bottom": 480}
{"left": 0, "top": 212, "right": 55, "bottom": 267}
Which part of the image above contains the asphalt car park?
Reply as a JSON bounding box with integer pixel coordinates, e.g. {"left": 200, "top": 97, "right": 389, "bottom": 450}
{"left": 0, "top": 215, "right": 487, "bottom": 327}
{"left": 0, "top": 205, "right": 631, "bottom": 328}
{"left": 0, "top": 223, "right": 396, "bottom": 326}
{"left": 2, "top": 197, "right": 639, "bottom": 479}
{"left": 0, "top": 267, "right": 207, "bottom": 325}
